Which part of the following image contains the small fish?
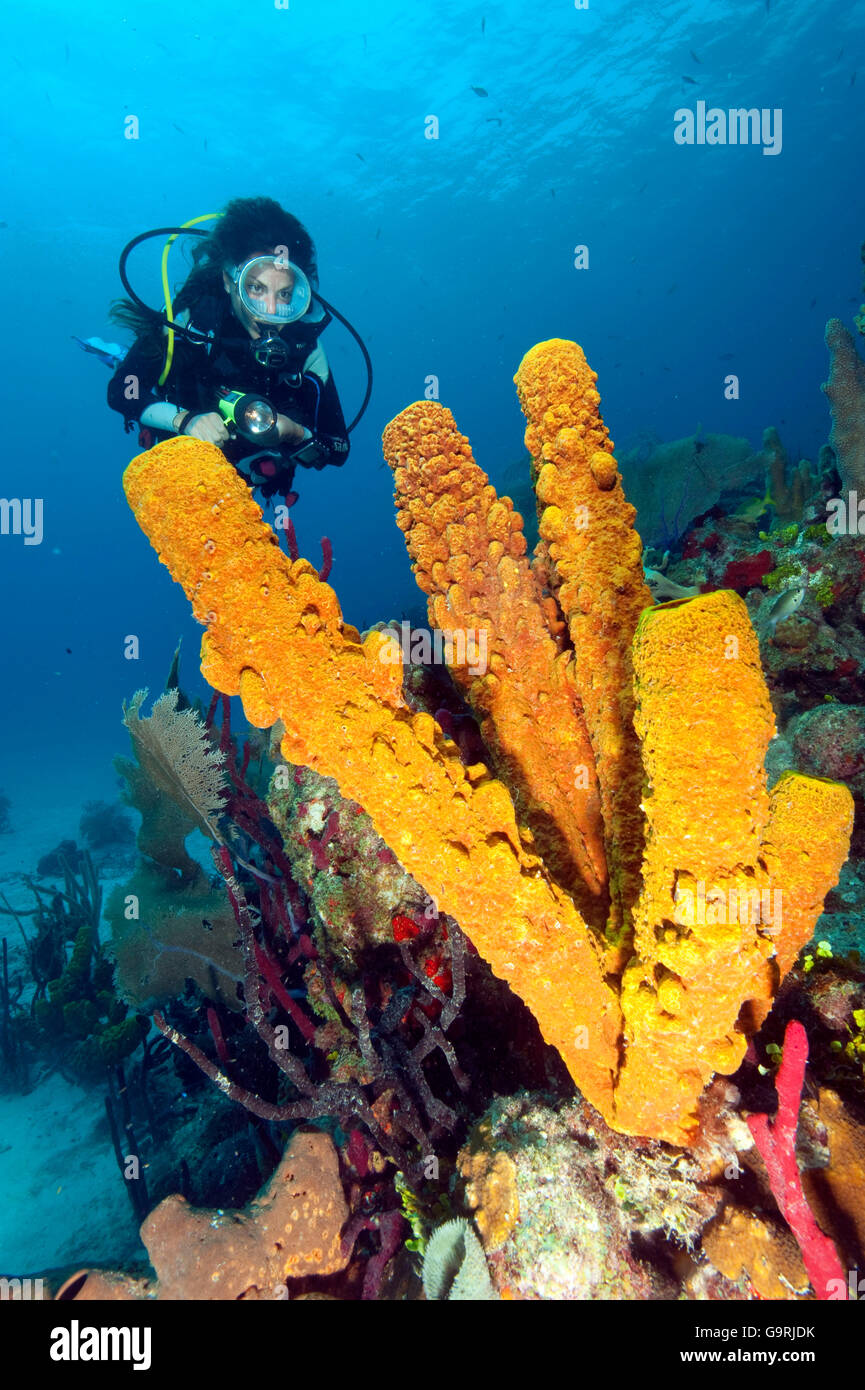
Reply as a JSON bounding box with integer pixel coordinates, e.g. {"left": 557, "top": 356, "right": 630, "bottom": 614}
{"left": 355, "top": 152, "right": 366, "bottom": 162}
{"left": 645, "top": 568, "right": 701, "bottom": 602}
{"left": 0, "top": 221, "right": 7, "bottom": 229}
{"left": 204, "top": 138, "right": 208, "bottom": 151}
{"left": 65, "top": 647, "right": 72, "bottom": 654}
{"left": 471, "top": 85, "right": 488, "bottom": 97}
{"left": 376, "top": 227, "right": 381, "bottom": 239}
{"left": 809, "top": 297, "right": 816, "bottom": 308}
{"left": 767, "top": 586, "right": 805, "bottom": 634}
{"left": 666, "top": 283, "right": 677, "bottom": 294}
{"left": 765, "top": 0, "right": 770, "bottom": 11}
{"left": 732, "top": 495, "right": 771, "bottom": 522}
{"left": 682, "top": 75, "right": 698, "bottom": 85}
{"left": 172, "top": 123, "right": 185, "bottom": 134}
{"left": 638, "top": 181, "right": 648, "bottom": 193}
{"left": 485, "top": 116, "right": 502, "bottom": 125}
{"left": 482, "top": 16, "right": 485, "bottom": 33}
{"left": 363, "top": 33, "right": 367, "bottom": 51}
{"left": 851, "top": 71, "right": 857, "bottom": 85}
{"left": 689, "top": 48, "right": 701, "bottom": 63}
{"left": 550, "top": 188, "right": 556, "bottom": 197}
{"left": 718, "top": 352, "right": 735, "bottom": 360}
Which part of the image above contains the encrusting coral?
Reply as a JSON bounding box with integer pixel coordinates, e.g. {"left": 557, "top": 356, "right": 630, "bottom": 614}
{"left": 123, "top": 339, "right": 854, "bottom": 1146}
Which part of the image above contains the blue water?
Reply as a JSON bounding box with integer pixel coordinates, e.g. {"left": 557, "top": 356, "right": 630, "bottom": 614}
{"left": 1, "top": 0, "right": 864, "bottom": 782}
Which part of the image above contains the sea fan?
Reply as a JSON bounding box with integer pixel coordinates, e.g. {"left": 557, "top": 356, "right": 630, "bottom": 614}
{"left": 121, "top": 689, "right": 228, "bottom": 842}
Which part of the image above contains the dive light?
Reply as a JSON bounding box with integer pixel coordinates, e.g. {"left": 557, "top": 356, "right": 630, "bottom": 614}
{"left": 217, "top": 390, "right": 280, "bottom": 447}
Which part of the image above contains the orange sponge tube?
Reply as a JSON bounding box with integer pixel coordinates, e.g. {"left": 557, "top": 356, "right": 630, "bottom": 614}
{"left": 123, "top": 437, "right": 622, "bottom": 1123}
{"left": 381, "top": 400, "right": 608, "bottom": 926}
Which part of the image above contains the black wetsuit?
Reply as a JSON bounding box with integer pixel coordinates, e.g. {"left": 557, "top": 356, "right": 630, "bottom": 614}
{"left": 107, "top": 292, "right": 349, "bottom": 495}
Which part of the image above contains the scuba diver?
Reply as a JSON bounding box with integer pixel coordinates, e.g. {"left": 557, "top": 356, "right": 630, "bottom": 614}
{"left": 106, "top": 197, "right": 371, "bottom": 499}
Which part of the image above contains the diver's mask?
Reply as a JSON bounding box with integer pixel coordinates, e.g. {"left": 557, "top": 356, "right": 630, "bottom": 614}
{"left": 227, "top": 254, "right": 313, "bottom": 370}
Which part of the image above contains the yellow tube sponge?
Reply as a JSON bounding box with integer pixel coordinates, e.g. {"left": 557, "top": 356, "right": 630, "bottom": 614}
{"left": 514, "top": 340, "right": 652, "bottom": 948}
{"left": 612, "top": 592, "right": 853, "bottom": 1143}
{"left": 381, "top": 400, "right": 608, "bottom": 925}
{"left": 124, "top": 343, "right": 854, "bottom": 1149}
{"left": 123, "top": 437, "right": 622, "bottom": 1122}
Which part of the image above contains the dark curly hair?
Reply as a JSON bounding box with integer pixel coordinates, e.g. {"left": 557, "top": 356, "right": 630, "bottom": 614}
{"left": 110, "top": 196, "right": 319, "bottom": 347}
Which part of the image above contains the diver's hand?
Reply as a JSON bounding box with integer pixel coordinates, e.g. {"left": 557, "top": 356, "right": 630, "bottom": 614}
{"left": 184, "top": 412, "right": 230, "bottom": 444}
{"left": 276, "top": 414, "right": 306, "bottom": 444}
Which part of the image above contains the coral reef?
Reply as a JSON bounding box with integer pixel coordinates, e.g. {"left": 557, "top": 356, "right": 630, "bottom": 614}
{"left": 267, "top": 759, "right": 434, "bottom": 974}
{"left": 761, "top": 427, "right": 817, "bottom": 524}
{"left": 2, "top": 847, "right": 145, "bottom": 1082}
{"left": 33, "top": 920, "right": 146, "bottom": 1079}
{"left": 78, "top": 800, "right": 135, "bottom": 852}
{"left": 121, "top": 339, "right": 854, "bottom": 1146}
{"left": 823, "top": 318, "right": 865, "bottom": 492}
{"left": 617, "top": 430, "right": 765, "bottom": 549}
{"left": 451, "top": 1092, "right": 720, "bottom": 1299}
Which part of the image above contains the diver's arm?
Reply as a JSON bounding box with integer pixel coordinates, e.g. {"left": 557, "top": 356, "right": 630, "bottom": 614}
{"left": 107, "top": 339, "right": 163, "bottom": 424}
{"left": 292, "top": 347, "right": 350, "bottom": 470}
{"left": 139, "top": 401, "right": 186, "bottom": 432}
{"left": 108, "top": 337, "right": 200, "bottom": 435}
{"left": 276, "top": 415, "right": 308, "bottom": 444}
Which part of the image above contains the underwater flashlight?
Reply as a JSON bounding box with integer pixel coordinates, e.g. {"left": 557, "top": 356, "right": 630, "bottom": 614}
{"left": 217, "top": 390, "right": 280, "bottom": 447}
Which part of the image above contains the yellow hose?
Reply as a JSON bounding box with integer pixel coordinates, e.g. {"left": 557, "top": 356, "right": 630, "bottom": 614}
{"left": 158, "top": 213, "right": 219, "bottom": 386}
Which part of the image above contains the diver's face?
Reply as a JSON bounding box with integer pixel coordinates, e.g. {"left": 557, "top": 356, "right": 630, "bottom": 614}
{"left": 223, "top": 263, "right": 295, "bottom": 337}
